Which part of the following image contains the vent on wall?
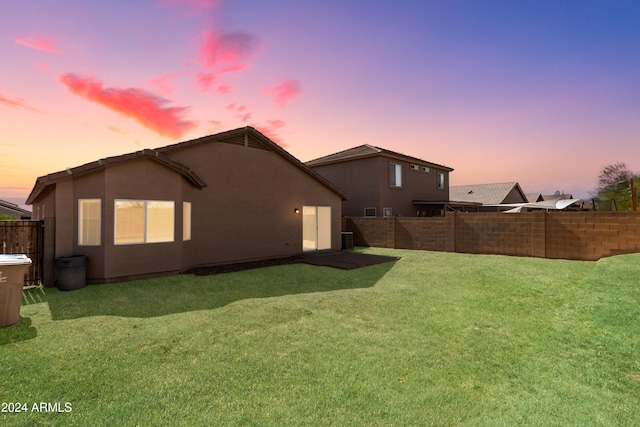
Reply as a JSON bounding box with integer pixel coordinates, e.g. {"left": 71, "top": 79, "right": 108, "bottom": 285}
{"left": 219, "top": 134, "right": 269, "bottom": 150}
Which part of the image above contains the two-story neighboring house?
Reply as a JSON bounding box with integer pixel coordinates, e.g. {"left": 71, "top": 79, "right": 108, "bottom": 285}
{"left": 306, "top": 145, "right": 454, "bottom": 217}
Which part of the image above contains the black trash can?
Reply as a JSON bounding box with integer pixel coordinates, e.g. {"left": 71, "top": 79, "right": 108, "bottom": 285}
{"left": 55, "top": 255, "right": 88, "bottom": 291}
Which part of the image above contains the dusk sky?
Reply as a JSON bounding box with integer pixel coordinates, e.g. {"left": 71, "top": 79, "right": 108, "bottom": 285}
{"left": 2, "top": 0, "right": 640, "bottom": 205}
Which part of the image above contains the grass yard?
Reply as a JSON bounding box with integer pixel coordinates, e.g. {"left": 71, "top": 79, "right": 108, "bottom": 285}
{"left": 2, "top": 248, "right": 640, "bottom": 426}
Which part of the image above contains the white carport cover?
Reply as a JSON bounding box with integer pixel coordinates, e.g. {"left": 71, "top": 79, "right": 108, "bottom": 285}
{"left": 502, "top": 199, "right": 583, "bottom": 213}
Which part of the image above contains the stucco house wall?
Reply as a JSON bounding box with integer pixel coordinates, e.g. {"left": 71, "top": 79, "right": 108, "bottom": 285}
{"left": 27, "top": 127, "right": 347, "bottom": 285}
{"left": 307, "top": 145, "right": 453, "bottom": 217}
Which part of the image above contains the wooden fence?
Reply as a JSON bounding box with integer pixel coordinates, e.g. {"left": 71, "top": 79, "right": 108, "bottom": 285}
{"left": 0, "top": 221, "right": 44, "bottom": 285}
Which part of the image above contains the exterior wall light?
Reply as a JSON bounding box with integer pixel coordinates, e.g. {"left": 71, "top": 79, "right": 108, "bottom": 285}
{"left": 294, "top": 208, "right": 300, "bottom": 214}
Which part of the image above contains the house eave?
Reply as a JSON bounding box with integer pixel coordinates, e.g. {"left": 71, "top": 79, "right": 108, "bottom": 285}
{"left": 26, "top": 149, "right": 207, "bottom": 205}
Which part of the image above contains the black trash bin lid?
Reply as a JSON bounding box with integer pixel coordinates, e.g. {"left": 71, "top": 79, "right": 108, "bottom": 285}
{"left": 55, "top": 255, "right": 88, "bottom": 268}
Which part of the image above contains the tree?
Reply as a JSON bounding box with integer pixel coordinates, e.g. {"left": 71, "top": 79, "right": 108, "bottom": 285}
{"left": 594, "top": 162, "right": 639, "bottom": 210}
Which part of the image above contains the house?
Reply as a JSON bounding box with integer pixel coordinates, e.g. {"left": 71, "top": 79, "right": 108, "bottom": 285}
{"left": 0, "top": 200, "right": 32, "bottom": 219}
{"left": 449, "top": 182, "right": 528, "bottom": 211}
{"left": 26, "top": 127, "right": 348, "bottom": 286}
{"left": 306, "top": 145, "right": 453, "bottom": 217}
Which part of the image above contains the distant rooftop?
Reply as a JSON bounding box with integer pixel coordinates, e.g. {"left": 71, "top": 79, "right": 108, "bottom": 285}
{"left": 0, "top": 199, "right": 32, "bottom": 218}
{"left": 450, "top": 182, "right": 527, "bottom": 205}
{"left": 306, "top": 144, "right": 453, "bottom": 171}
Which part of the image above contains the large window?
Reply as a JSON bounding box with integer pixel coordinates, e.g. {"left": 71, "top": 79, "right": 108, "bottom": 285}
{"left": 389, "top": 163, "right": 402, "bottom": 187}
{"left": 115, "top": 200, "right": 174, "bottom": 245}
{"left": 183, "top": 202, "right": 191, "bottom": 241}
{"left": 79, "top": 199, "right": 101, "bottom": 245}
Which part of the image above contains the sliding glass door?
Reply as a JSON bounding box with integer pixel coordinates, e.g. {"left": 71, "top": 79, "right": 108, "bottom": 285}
{"left": 302, "top": 206, "right": 331, "bottom": 251}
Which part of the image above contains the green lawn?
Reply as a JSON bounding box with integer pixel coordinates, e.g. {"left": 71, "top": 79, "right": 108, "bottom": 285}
{"left": 2, "top": 248, "right": 639, "bottom": 426}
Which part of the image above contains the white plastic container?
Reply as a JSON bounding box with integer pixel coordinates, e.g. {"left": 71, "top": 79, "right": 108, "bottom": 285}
{"left": 0, "top": 254, "right": 32, "bottom": 327}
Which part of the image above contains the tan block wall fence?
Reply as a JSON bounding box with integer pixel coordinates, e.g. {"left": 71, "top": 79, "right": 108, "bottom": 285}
{"left": 345, "top": 212, "right": 640, "bottom": 261}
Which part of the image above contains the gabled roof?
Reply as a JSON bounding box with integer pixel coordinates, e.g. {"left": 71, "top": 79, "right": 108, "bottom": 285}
{"left": 27, "top": 127, "right": 348, "bottom": 204}
{"left": 450, "top": 182, "right": 527, "bottom": 205}
{"left": 525, "top": 193, "right": 543, "bottom": 203}
{"left": 27, "top": 149, "right": 206, "bottom": 204}
{"left": 305, "top": 144, "right": 453, "bottom": 171}
{"left": 155, "top": 127, "right": 348, "bottom": 200}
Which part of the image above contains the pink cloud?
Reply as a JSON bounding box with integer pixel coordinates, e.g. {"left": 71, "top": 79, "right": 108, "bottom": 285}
{"left": 147, "top": 71, "right": 190, "bottom": 95}
{"left": 15, "top": 35, "right": 63, "bottom": 53}
{"left": 59, "top": 73, "right": 196, "bottom": 139}
{"left": 193, "top": 30, "right": 259, "bottom": 93}
{"left": 199, "top": 30, "right": 259, "bottom": 69}
{"left": 196, "top": 72, "right": 217, "bottom": 92}
{"left": 219, "top": 63, "right": 250, "bottom": 74}
{"left": 227, "top": 102, "right": 253, "bottom": 123}
{"left": 262, "top": 79, "right": 302, "bottom": 108}
{"left": 216, "top": 84, "right": 232, "bottom": 94}
{"left": 253, "top": 120, "right": 288, "bottom": 148}
{"left": 0, "top": 92, "right": 46, "bottom": 114}
{"left": 226, "top": 103, "right": 250, "bottom": 112}
{"left": 266, "top": 119, "right": 286, "bottom": 129}
{"left": 226, "top": 103, "right": 252, "bottom": 122}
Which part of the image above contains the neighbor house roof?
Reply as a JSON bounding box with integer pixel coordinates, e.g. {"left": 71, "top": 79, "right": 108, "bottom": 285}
{"left": 450, "top": 182, "right": 527, "bottom": 205}
{"left": 525, "top": 193, "right": 543, "bottom": 203}
{"left": 542, "top": 193, "right": 573, "bottom": 201}
{"left": 0, "top": 199, "right": 32, "bottom": 219}
{"left": 27, "top": 127, "right": 348, "bottom": 204}
{"left": 305, "top": 144, "right": 454, "bottom": 171}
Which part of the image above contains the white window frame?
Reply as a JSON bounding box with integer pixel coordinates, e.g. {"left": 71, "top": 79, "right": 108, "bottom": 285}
{"left": 114, "top": 199, "right": 175, "bottom": 245}
{"left": 389, "top": 163, "right": 402, "bottom": 188}
{"left": 78, "top": 199, "right": 101, "bottom": 246}
{"left": 183, "top": 202, "right": 191, "bottom": 241}
{"left": 383, "top": 207, "right": 392, "bottom": 218}
{"left": 364, "top": 207, "right": 377, "bottom": 217}
{"left": 437, "top": 173, "right": 445, "bottom": 189}
{"left": 422, "top": 166, "right": 430, "bottom": 173}
{"left": 410, "top": 164, "right": 419, "bottom": 171}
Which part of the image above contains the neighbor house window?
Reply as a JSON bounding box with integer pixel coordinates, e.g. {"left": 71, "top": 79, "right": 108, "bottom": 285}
{"left": 437, "top": 173, "right": 445, "bottom": 189}
{"left": 115, "top": 200, "right": 174, "bottom": 245}
{"left": 364, "top": 207, "right": 376, "bottom": 217}
{"left": 183, "top": 202, "right": 191, "bottom": 241}
{"left": 389, "top": 163, "right": 402, "bottom": 187}
{"left": 422, "top": 166, "right": 430, "bottom": 173}
{"left": 383, "top": 207, "right": 392, "bottom": 218}
{"left": 79, "top": 199, "right": 101, "bottom": 246}
{"left": 410, "top": 164, "right": 419, "bottom": 171}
